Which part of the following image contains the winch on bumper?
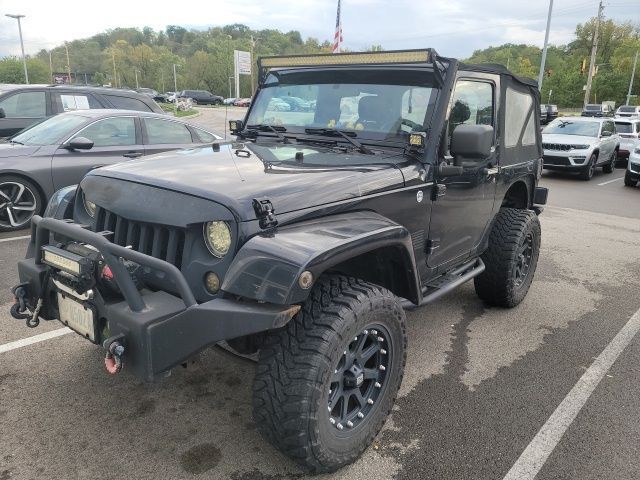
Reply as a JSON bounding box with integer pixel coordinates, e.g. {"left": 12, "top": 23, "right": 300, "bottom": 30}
{"left": 11, "top": 215, "right": 300, "bottom": 381}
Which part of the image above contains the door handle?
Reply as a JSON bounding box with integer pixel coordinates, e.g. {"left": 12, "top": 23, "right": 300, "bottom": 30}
{"left": 123, "top": 152, "right": 143, "bottom": 159}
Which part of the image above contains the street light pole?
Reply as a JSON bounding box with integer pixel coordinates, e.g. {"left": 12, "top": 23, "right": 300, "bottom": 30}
{"left": 5, "top": 14, "right": 29, "bottom": 84}
{"left": 626, "top": 51, "right": 638, "bottom": 106}
{"left": 173, "top": 64, "right": 178, "bottom": 94}
{"left": 135, "top": 70, "right": 139, "bottom": 89}
{"left": 537, "top": 0, "right": 554, "bottom": 91}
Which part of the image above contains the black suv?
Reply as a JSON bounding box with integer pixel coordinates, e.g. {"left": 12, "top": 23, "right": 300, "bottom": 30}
{"left": 0, "top": 85, "right": 164, "bottom": 138}
{"left": 11, "top": 49, "right": 547, "bottom": 473}
{"left": 177, "top": 89, "right": 223, "bottom": 105}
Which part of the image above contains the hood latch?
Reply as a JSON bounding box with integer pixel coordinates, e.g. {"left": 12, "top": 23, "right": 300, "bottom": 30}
{"left": 253, "top": 198, "right": 278, "bottom": 229}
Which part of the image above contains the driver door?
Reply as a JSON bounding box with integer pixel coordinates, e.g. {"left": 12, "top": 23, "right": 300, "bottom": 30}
{"left": 426, "top": 75, "right": 499, "bottom": 268}
{"left": 51, "top": 115, "right": 144, "bottom": 190}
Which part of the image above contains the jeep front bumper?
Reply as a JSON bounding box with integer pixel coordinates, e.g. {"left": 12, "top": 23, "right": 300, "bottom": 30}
{"left": 13, "top": 216, "right": 300, "bottom": 381}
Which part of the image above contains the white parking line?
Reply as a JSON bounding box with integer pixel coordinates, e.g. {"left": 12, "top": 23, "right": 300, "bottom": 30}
{"left": 0, "top": 327, "right": 71, "bottom": 354}
{"left": 597, "top": 177, "right": 623, "bottom": 186}
{"left": 502, "top": 306, "right": 640, "bottom": 480}
{"left": 0, "top": 235, "right": 30, "bottom": 243}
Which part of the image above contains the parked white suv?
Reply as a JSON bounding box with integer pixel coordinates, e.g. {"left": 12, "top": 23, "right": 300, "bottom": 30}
{"left": 542, "top": 117, "right": 620, "bottom": 180}
{"left": 615, "top": 105, "right": 640, "bottom": 118}
{"left": 614, "top": 118, "right": 640, "bottom": 166}
{"left": 625, "top": 142, "right": 640, "bottom": 187}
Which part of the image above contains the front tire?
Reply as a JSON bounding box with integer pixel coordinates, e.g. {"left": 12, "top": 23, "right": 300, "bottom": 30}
{"left": 475, "top": 208, "right": 541, "bottom": 308}
{"left": 625, "top": 170, "right": 637, "bottom": 187}
{"left": 0, "top": 175, "right": 42, "bottom": 232}
{"left": 252, "top": 275, "right": 407, "bottom": 473}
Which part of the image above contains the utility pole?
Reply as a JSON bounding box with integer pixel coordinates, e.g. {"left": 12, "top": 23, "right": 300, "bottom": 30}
{"left": 583, "top": 1, "right": 604, "bottom": 107}
{"left": 537, "top": 0, "right": 554, "bottom": 90}
{"left": 173, "top": 63, "right": 178, "bottom": 94}
{"left": 134, "top": 70, "right": 139, "bottom": 89}
{"left": 111, "top": 49, "right": 117, "bottom": 88}
{"left": 5, "top": 14, "right": 29, "bottom": 84}
{"left": 65, "top": 42, "right": 72, "bottom": 84}
{"left": 48, "top": 50, "right": 53, "bottom": 83}
{"left": 626, "top": 51, "right": 638, "bottom": 106}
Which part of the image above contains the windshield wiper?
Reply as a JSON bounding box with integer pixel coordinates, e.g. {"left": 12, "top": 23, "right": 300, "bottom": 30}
{"left": 246, "top": 124, "right": 290, "bottom": 144}
{"left": 9, "top": 139, "right": 24, "bottom": 145}
{"left": 304, "top": 128, "right": 374, "bottom": 155}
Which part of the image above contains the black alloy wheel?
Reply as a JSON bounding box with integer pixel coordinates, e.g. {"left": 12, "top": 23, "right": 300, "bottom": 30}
{"left": 580, "top": 153, "right": 598, "bottom": 180}
{"left": 328, "top": 325, "right": 391, "bottom": 432}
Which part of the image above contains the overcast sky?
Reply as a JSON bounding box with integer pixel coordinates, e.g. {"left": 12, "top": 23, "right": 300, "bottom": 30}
{"left": 0, "top": 0, "right": 638, "bottom": 59}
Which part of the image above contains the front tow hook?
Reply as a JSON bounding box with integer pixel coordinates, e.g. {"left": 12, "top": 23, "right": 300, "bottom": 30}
{"left": 10, "top": 284, "right": 31, "bottom": 321}
{"left": 103, "top": 336, "right": 126, "bottom": 375}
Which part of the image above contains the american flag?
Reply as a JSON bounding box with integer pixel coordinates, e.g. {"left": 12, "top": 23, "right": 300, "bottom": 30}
{"left": 332, "top": 0, "right": 343, "bottom": 53}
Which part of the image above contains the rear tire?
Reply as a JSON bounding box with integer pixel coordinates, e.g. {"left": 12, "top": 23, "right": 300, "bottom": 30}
{"left": 580, "top": 153, "right": 597, "bottom": 180}
{"left": 252, "top": 275, "right": 407, "bottom": 473}
{"left": 602, "top": 150, "right": 616, "bottom": 174}
{"left": 475, "top": 208, "right": 541, "bottom": 308}
{"left": 625, "top": 170, "right": 637, "bottom": 187}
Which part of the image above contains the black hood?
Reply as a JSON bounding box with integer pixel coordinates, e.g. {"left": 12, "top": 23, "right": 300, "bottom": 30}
{"left": 88, "top": 142, "right": 406, "bottom": 221}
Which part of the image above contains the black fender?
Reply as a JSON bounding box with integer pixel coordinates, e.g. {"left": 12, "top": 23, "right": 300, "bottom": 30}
{"left": 222, "top": 211, "right": 422, "bottom": 305}
{"left": 43, "top": 185, "right": 77, "bottom": 219}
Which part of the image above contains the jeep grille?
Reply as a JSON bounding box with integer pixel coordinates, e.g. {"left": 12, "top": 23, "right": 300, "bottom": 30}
{"left": 93, "top": 207, "right": 186, "bottom": 269}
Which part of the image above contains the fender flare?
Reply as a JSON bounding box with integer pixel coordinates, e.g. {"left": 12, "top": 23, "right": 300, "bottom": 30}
{"left": 222, "top": 211, "right": 422, "bottom": 305}
{"left": 43, "top": 185, "right": 77, "bottom": 219}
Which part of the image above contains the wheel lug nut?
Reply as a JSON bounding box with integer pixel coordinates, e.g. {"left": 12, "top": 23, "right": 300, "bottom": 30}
{"left": 377, "top": 336, "right": 384, "bottom": 342}
{"left": 379, "top": 365, "right": 386, "bottom": 371}
{"left": 354, "top": 336, "right": 358, "bottom": 341}
{"left": 367, "top": 398, "right": 374, "bottom": 405}
{"left": 330, "top": 417, "right": 336, "bottom": 425}
{"left": 380, "top": 349, "right": 387, "bottom": 355}
{"left": 357, "top": 412, "right": 365, "bottom": 418}
{"left": 371, "top": 329, "right": 378, "bottom": 335}
{"left": 344, "top": 350, "right": 347, "bottom": 355}
{"left": 375, "top": 382, "right": 381, "bottom": 388}
{"left": 347, "top": 421, "right": 354, "bottom": 428}
{"left": 363, "top": 329, "right": 368, "bottom": 335}
{"left": 328, "top": 406, "right": 332, "bottom": 412}
{"left": 337, "top": 423, "right": 344, "bottom": 430}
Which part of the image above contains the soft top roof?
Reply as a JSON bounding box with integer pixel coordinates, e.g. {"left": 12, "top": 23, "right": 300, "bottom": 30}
{"left": 459, "top": 62, "right": 538, "bottom": 89}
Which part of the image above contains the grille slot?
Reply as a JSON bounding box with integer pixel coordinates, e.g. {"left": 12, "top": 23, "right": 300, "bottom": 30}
{"left": 543, "top": 155, "right": 571, "bottom": 166}
{"left": 94, "top": 207, "right": 185, "bottom": 269}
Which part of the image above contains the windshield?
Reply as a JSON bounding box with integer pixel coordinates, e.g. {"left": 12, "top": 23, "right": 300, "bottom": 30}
{"left": 543, "top": 119, "right": 600, "bottom": 137}
{"left": 585, "top": 105, "right": 601, "bottom": 111}
{"left": 614, "top": 122, "right": 634, "bottom": 133}
{"left": 11, "top": 114, "right": 87, "bottom": 146}
{"left": 618, "top": 106, "right": 636, "bottom": 112}
{"left": 246, "top": 70, "right": 436, "bottom": 143}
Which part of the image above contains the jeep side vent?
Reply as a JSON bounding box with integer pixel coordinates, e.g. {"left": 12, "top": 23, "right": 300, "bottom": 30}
{"left": 94, "top": 207, "right": 185, "bottom": 269}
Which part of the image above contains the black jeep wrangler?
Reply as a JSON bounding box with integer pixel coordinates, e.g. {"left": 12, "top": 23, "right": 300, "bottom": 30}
{"left": 11, "top": 49, "right": 547, "bottom": 472}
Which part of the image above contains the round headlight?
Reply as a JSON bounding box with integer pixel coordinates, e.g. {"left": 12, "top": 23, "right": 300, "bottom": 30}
{"left": 83, "top": 193, "right": 97, "bottom": 218}
{"left": 204, "top": 221, "right": 231, "bottom": 257}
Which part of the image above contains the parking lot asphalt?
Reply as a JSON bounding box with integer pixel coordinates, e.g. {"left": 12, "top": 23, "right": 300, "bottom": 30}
{"left": 1, "top": 127, "right": 639, "bottom": 479}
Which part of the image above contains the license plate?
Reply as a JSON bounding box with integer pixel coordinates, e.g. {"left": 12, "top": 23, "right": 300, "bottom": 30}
{"left": 57, "top": 293, "right": 97, "bottom": 342}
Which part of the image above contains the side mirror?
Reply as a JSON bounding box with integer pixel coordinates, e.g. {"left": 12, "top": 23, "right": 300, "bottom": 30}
{"left": 65, "top": 136, "right": 94, "bottom": 150}
{"left": 450, "top": 124, "right": 494, "bottom": 165}
{"left": 600, "top": 130, "right": 612, "bottom": 137}
{"left": 0, "top": 107, "right": 5, "bottom": 119}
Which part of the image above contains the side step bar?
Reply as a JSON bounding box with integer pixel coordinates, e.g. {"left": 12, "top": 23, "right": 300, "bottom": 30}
{"left": 401, "top": 258, "right": 485, "bottom": 310}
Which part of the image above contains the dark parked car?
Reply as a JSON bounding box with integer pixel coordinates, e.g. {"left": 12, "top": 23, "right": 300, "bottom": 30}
{"left": 545, "top": 104, "right": 558, "bottom": 123}
{"left": 177, "top": 90, "right": 223, "bottom": 105}
{"left": 10, "top": 49, "right": 546, "bottom": 471}
{"left": 0, "top": 109, "right": 220, "bottom": 231}
{"left": 136, "top": 87, "right": 168, "bottom": 103}
{"left": 0, "top": 85, "right": 165, "bottom": 139}
{"left": 581, "top": 103, "right": 613, "bottom": 117}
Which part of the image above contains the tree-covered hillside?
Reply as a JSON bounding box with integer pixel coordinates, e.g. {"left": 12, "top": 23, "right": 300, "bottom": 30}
{"left": 465, "top": 18, "right": 640, "bottom": 106}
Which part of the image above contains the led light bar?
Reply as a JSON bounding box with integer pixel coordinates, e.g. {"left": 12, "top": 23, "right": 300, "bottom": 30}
{"left": 41, "top": 245, "right": 92, "bottom": 277}
{"left": 259, "top": 49, "right": 434, "bottom": 69}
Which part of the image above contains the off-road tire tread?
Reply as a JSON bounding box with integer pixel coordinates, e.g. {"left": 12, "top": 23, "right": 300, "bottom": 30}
{"left": 474, "top": 208, "right": 541, "bottom": 307}
{"left": 624, "top": 171, "right": 636, "bottom": 187}
{"left": 252, "top": 275, "right": 406, "bottom": 472}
